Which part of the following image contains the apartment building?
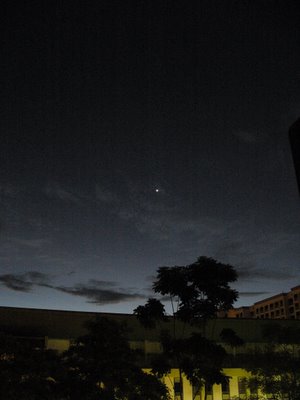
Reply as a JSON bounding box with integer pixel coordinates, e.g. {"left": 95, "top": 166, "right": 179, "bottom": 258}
{"left": 226, "top": 285, "right": 300, "bottom": 320}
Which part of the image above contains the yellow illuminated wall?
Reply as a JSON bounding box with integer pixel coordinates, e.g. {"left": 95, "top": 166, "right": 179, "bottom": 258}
{"left": 139, "top": 367, "right": 252, "bottom": 400}
{"left": 45, "top": 337, "right": 252, "bottom": 400}
{"left": 1, "top": 307, "right": 299, "bottom": 400}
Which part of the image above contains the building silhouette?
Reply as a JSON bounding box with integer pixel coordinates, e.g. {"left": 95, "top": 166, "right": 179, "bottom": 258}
{"left": 1, "top": 305, "right": 300, "bottom": 399}
{"left": 223, "top": 285, "right": 300, "bottom": 319}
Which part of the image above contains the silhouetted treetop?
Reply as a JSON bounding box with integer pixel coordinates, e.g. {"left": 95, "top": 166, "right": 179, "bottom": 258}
{"left": 149, "top": 256, "right": 238, "bottom": 324}
{"left": 134, "top": 256, "right": 239, "bottom": 400}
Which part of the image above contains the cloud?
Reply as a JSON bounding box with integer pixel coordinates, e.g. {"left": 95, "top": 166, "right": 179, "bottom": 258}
{"left": 84, "top": 279, "right": 118, "bottom": 288}
{"left": 93, "top": 179, "right": 227, "bottom": 244}
{"left": 209, "top": 229, "right": 300, "bottom": 282}
{"left": 55, "top": 280, "right": 146, "bottom": 305}
{"left": 0, "top": 184, "right": 21, "bottom": 197}
{"left": 237, "top": 266, "right": 297, "bottom": 281}
{"left": 0, "top": 274, "right": 32, "bottom": 292}
{"left": 238, "top": 291, "right": 270, "bottom": 297}
{"left": 25, "top": 271, "right": 49, "bottom": 282}
{"left": 10, "top": 238, "right": 51, "bottom": 249}
{"left": 0, "top": 271, "right": 50, "bottom": 292}
{"left": 95, "top": 179, "right": 298, "bottom": 273}
{"left": 44, "top": 183, "right": 81, "bottom": 204}
{"left": 95, "top": 185, "right": 118, "bottom": 204}
{"left": 0, "top": 272, "right": 145, "bottom": 306}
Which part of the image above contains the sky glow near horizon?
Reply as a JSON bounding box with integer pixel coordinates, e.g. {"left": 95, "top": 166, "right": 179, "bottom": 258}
{"left": 0, "top": 0, "right": 300, "bottom": 314}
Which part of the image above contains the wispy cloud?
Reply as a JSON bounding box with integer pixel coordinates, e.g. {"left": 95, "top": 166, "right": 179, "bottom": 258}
{"left": 0, "top": 271, "right": 50, "bottom": 292}
{"left": 210, "top": 227, "right": 300, "bottom": 282}
{"left": 9, "top": 238, "right": 51, "bottom": 249}
{"left": 0, "top": 184, "right": 21, "bottom": 197}
{"left": 44, "top": 183, "right": 81, "bottom": 204}
{"left": 56, "top": 280, "right": 145, "bottom": 305}
{"left": 95, "top": 185, "right": 118, "bottom": 204}
{"left": 0, "top": 274, "right": 32, "bottom": 292}
{"left": 94, "top": 181, "right": 177, "bottom": 240}
{"left": 239, "top": 291, "right": 271, "bottom": 297}
{"left": 0, "top": 272, "right": 145, "bottom": 305}
{"left": 93, "top": 182, "right": 300, "bottom": 285}
{"left": 237, "top": 266, "right": 297, "bottom": 281}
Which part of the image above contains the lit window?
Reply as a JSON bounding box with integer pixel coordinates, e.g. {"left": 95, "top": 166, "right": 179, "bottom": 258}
{"left": 222, "top": 381, "right": 230, "bottom": 399}
{"left": 238, "top": 377, "right": 246, "bottom": 398}
{"left": 174, "top": 377, "right": 182, "bottom": 400}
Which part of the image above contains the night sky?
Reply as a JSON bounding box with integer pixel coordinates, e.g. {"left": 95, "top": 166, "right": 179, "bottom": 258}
{"left": 1, "top": 0, "right": 300, "bottom": 313}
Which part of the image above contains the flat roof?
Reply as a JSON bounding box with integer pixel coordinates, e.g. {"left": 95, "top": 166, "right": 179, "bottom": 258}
{"left": 253, "top": 292, "right": 287, "bottom": 305}
{"left": 1, "top": 306, "right": 300, "bottom": 343}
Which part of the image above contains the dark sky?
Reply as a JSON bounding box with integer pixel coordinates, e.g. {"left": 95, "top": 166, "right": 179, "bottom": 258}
{"left": 1, "top": 0, "right": 300, "bottom": 313}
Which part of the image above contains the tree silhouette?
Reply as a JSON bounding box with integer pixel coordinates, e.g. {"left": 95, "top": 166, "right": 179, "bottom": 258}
{"left": 244, "top": 323, "right": 300, "bottom": 400}
{"left": 0, "top": 318, "right": 170, "bottom": 400}
{"left": 0, "top": 332, "right": 63, "bottom": 399}
{"left": 62, "top": 316, "right": 170, "bottom": 400}
{"left": 134, "top": 256, "right": 239, "bottom": 400}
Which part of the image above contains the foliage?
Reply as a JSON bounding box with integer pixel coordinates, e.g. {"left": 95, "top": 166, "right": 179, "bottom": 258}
{"left": 134, "top": 256, "right": 239, "bottom": 400}
{"left": 220, "top": 328, "right": 245, "bottom": 348}
{"left": 173, "top": 332, "right": 228, "bottom": 390}
{"left": 0, "top": 318, "right": 170, "bottom": 400}
{"left": 62, "top": 317, "right": 170, "bottom": 400}
{"left": 134, "top": 298, "right": 167, "bottom": 329}
{"left": 152, "top": 256, "right": 238, "bottom": 325}
{"left": 0, "top": 332, "right": 63, "bottom": 399}
{"left": 244, "top": 324, "right": 300, "bottom": 400}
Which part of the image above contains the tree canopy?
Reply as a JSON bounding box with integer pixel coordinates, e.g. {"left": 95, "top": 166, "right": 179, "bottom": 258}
{"left": 134, "top": 256, "right": 239, "bottom": 400}
{"left": 0, "top": 332, "right": 63, "bottom": 399}
{"left": 0, "top": 318, "right": 170, "bottom": 400}
{"left": 136, "top": 256, "right": 238, "bottom": 326}
{"left": 62, "top": 317, "right": 170, "bottom": 400}
{"left": 244, "top": 324, "right": 300, "bottom": 400}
